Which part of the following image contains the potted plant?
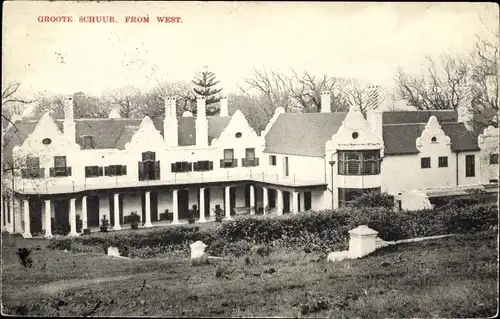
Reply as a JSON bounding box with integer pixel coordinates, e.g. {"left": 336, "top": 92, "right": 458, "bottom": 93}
{"left": 100, "top": 215, "right": 109, "bottom": 232}
{"left": 188, "top": 205, "right": 197, "bottom": 224}
{"left": 214, "top": 204, "right": 224, "bottom": 222}
{"left": 130, "top": 211, "right": 140, "bottom": 230}
{"left": 83, "top": 228, "right": 91, "bottom": 235}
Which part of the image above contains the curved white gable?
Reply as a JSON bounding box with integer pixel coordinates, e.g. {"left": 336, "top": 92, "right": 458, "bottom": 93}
{"left": 211, "top": 110, "right": 265, "bottom": 147}
{"left": 13, "top": 112, "right": 80, "bottom": 162}
{"left": 125, "top": 116, "right": 166, "bottom": 151}
{"left": 415, "top": 116, "right": 451, "bottom": 151}
{"left": 261, "top": 107, "right": 285, "bottom": 138}
{"left": 478, "top": 125, "right": 499, "bottom": 149}
{"left": 325, "top": 105, "right": 384, "bottom": 152}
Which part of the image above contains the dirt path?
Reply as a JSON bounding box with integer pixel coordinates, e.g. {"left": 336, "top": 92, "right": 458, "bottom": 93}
{"left": 35, "top": 274, "right": 137, "bottom": 295}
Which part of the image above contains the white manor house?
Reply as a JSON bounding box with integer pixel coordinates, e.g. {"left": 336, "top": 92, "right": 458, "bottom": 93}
{"left": 1, "top": 88, "right": 498, "bottom": 238}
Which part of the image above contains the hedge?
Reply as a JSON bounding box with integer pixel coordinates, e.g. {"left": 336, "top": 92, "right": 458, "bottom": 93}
{"left": 47, "top": 202, "right": 498, "bottom": 257}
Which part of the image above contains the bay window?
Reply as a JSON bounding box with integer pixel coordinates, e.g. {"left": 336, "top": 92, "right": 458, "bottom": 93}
{"left": 338, "top": 150, "right": 380, "bottom": 175}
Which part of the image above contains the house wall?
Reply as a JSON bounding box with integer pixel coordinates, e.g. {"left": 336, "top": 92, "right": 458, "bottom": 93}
{"left": 263, "top": 153, "right": 326, "bottom": 184}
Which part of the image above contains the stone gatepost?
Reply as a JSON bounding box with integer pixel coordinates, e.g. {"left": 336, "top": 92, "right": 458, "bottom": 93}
{"left": 348, "top": 225, "right": 379, "bottom": 259}
{"left": 190, "top": 241, "right": 208, "bottom": 262}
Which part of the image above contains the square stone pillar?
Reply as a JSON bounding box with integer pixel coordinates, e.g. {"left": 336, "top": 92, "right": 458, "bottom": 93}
{"left": 14, "top": 198, "right": 23, "bottom": 234}
{"left": 224, "top": 186, "right": 231, "bottom": 220}
{"left": 199, "top": 188, "right": 207, "bottom": 223}
{"left": 172, "top": 189, "right": 180, "bottom": 224}
{"left": 6, "top": 200, "right": 13, "bottom": 233}
{"left": 81, "top": 196, "right": 88, "bottom": 231}
{"left": 68, "top": 198, "right": 79, "bottom": 237}
{"left": 113, "top": 194, "right": 121, "bottom": 230}
{"left": 276, "top": 189, "right": 283, "bottom": 216}
{"left": 144, "top": 191, "right": 152, "bottom": 228}
{"left": 22, "top": 199, "right": 31, "bottom": 238}
{"left": 348, "top": 225, "right": 379, "bottom": 258}
{"left": 262, "top": 187, "right": 268, "bottom": 215}
{"left": 44, "top": 200, "right": 52, "bottom": 238}
{"left": 292, "top": 191, "right": 299, "bottom": 213}
{"left": 249, "top": 185, "right": 255, "bottom": 215}
{"left": 299, "top": 192, "right": 305, "bottom": 212}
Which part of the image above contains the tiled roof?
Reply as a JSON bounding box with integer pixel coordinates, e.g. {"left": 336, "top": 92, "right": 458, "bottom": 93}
{"left": 383, "top": 122, "right": 480, "bottom": 155}
{"left": 2, "top": 116, "right": 231, "bottom": 163}
{"left": 382, "top": 110, "right": 458, "bottom": 125}
{"left": 264, "top": 112, "right": 347, "bottom": 157}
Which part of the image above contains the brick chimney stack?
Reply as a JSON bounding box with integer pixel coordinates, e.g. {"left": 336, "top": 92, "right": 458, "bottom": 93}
{"left": 320, "top": 91, "right": 331, "bottom": 113}
{"left": 164, "top": 94, "right": 178, "bottom": 147}
{"left": 63, "top": 96, "right": 76, "bottom": 142}
{"left": 196, "top": 96, "right": 208, "bottom": 147}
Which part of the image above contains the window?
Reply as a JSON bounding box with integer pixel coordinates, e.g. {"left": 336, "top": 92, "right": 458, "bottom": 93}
{"left": 142, "top": 151, "right": 155, "bottom": 162}
{"left": 172, "top": 162, "right": 192, "bottom": 173}
{"left": 54, "top": 156, "right": 67, "bottom": 168}
{"left": 193, "top": 161, "right": 213, "bottom": 172}
{"left": 269, "top": 155, "right": 277, "bottom": 166}
{"left": 221, "top": 149, "right": 236, "bottom": 168}
{"left": 83, "top": 136, "right": 94, "bottom": 149}
{"left": 105, "top": 165, "right": 127, "bottom": 176}
{"left": 85, "top": 166, "right": 103, "bottom": 178}
{"left": 338, "top": 151, "right": 380, "bottom": 175}
{"left": 490, "top": 153, "right": 499, "bottom": 165}
{"left": 465, "top": 155, "right": 475, "bottom": 177}
{"left": 284, "top": 157, "right": 289, "bottom": 176}
{"left": 242, "top": 148, "right": 259, "bottom": 167}
{"left": 421, "top": 157, "right": 431, "bottom": 169}
{"left": 22, "top": 157, "right": 42, "bottom": 178}
{"left": 431, "top": 136, "right": 437, "bottom": 143}
{"left": 438, "top": 156, "right": 448, "bottom": 168}
{"left": 53, "top": 156, "right": 70, "bottom": 177}
{"left": 338, "top": 187, "right": 381, "bottom": 207}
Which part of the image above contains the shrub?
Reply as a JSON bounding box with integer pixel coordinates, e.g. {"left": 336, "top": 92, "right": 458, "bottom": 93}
{"left": 348, "top": 191, "right": 396, "bottom": 210}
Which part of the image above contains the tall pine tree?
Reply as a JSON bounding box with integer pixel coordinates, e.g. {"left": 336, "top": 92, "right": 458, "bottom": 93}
{"left": 192, "top": 67, "right": 223, "bottom": 115}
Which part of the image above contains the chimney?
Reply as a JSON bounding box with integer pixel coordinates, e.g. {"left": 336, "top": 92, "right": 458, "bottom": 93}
{"left": 164, "top": 95, "right": 178, "bottom": 147}
{"left": 63, "top": 96, "right": 76, "bottom": 142}
{"left": 320, "top": 91, "right": 331, "bottom": 113}
{"left": 196, "top": 96, "right": 208, "bottom": 147}
{"left": 220, "top": 97, "right": 228, "bottom": 117}
{"left": 457, "top": 83, "right": 473, "bottom": 131}
{"left": 366, "top": 111, "right": 383, "bottom": 140}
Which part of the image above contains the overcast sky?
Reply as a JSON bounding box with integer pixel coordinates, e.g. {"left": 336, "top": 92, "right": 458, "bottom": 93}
{"left": 2, "top": 1, "right": 498, "bottom": 101}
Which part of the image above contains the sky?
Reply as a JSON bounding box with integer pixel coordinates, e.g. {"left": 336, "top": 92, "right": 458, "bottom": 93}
{"left": 2, "top": 1, "right": 499, "bottom": 108}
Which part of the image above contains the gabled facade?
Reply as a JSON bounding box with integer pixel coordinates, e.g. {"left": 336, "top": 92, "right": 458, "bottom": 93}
{"left": 1, "top": 87, "right": 498, "bottom": 237}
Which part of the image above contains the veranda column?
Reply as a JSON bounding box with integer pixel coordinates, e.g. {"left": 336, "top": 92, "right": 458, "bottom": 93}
{"left": 224, "top": 186, "right": 231, "bottom": 220}
{"left": 276, "top": 189, "right": 283, "bottom": 216}
{"left": 199, "top": 188, "right": 206, "bottom": 222}
{"left": 6, "top": 200, "right": 13, "bottom": 233}
{"left": 299, "top": 192, "right": 305, "bottom": 212}
{"left": 44, "top": 200, "right": 52, "bottom": 238}
{"left": 22, "top": 199, "right": 31, "bottom": 238}
{"left": 292, "top": 191, "right": 299, "bottom": 214}
{"left": 249, "top": 185, "right": 255, "bottom": 215}
{"left": 68, "top": 198, "right": 78, "bottom": 237}
{"left": 144, "top": 191, "right": 152, "bottom": 228}
{"left": 172, "top": 189, "right": 180, "bottom": 224}
{"left": 262, "top": 187, "right": 268, "bottom": 215}
{"left": 81, "top": 196, "right": 88, "bottom": 231}
{"left": 14, "top": 198, "right": 23, "bottom": 234}
{"left": 113, "top": 193, "right": 121, "bottom": 230}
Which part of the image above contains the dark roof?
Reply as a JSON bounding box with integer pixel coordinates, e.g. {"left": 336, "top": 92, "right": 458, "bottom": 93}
{"left": 383, "top": 122, "right": 479, "bottom": 155}
{"left": 2, "top": 116, "right": 231, "bottom": 163}
{"left": 383, "top": 110, "right": 458, "bottom": 125}
{"left": 264, "top": 112, "right": 347, "bottom": 157}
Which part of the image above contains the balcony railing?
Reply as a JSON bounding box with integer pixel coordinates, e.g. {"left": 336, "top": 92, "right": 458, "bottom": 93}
{"left": 49, "top": 167, "right": 72, "bottom": 177}
{"left": 21, "top": 168, "right": 45, "bottom": 179}
{"left": 242, "top": 158, "right": 259, "bottom": 167}
{"left": 14, "top": 169, "right": 326, "bottom": 195}
{"left": 220, "top": 159, "right": 238, "bottom": 168}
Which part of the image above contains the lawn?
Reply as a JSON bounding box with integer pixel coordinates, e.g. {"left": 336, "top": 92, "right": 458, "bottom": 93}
{"left": 1, "top": 230, "right": 498, "bottom": 318}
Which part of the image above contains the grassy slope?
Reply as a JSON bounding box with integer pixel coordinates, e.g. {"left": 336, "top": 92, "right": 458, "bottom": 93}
{"left": 1, "top": 231, "right": 498, "bottom": 318}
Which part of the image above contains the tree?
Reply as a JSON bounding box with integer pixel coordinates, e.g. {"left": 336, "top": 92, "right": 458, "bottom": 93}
{"left": 192, "top": 68, "right": 223, "bottom": 115}
{"left": 104, "top": 86, "right": 143, "bottom": 118}
{"left": 2, "top": 82, "right": 38, "bottom": 128}
{"left": 33, "top": 93, "right": 110, "bottom": 119}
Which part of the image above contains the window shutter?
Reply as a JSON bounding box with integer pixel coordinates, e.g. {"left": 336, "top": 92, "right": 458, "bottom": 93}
{"left": 193, "top": 162, "right": 198, "bottom": 171}
{"left": 105, "top": 166, "right": 110, "bottom": 176}
{"left": 98, "top": 167, "right": 104, "bottom": 176}
{"left": 66, "top": 167, "right": 72, "bottom": 176}
{"left": 85, "top": 167, "right": 91, "bottom": 177}
{"left": 49, "top": 168, "right": 55, "bottom": 177}
{"left": 171, "top": 163, "right": 176, "bottom": 172}
{"left": 209, "top": 161, "right": 213, "bottom": 170}
{"left": 188, "top": 162, "right": 193, "bottom": 171}
{"left": 220, "top": 159, "right": 224, "bottom": 168}
{"left": 234, "top": 159, "right": 238, "bottom": 167}
{"left": 155, "top": 161, "right": 160, "bottom": 180}
{"left": 122, "top": 165, "right": 127, "bottom": 175}
{"left": 138, "top": 162, "right": 144, "bottom": 181}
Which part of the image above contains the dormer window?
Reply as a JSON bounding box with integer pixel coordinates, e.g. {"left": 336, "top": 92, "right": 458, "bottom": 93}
{"left": 83, "top": 136, "right": 95, "bottom": 149}
{"left": 431, "top": 137, "right": 437, "bottom": 143}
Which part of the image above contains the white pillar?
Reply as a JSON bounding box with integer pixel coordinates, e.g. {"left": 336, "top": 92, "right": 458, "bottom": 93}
{"left": 22, "top": 199, "right": 31, "bottom": 238}
{"left": 44, "top": 200, "right": 52, "bottom": 238}
{"left": 172, "top": 189, "right": 180, "bottom": 224}
{"left": 14, "top": 199, "right": 22, "bottom": 234}
{"left": 299, "top": 192, "right": 305, "bottom": 212}
{"left": 292, "top": 191, "right": 299, "bottom": 213}
{"left": 68, "top": 198, "right": 78, "bottom": 237}
{"left": 113, "top": 193, "right": 121, "bottom": 230}
{"left": 81, "top": 196, "right": 88, "bottom": 231}
{"left": 262, "top": 187, "right": 268, "bottom": 215}
{"left": 276, "top": 189, "right": 283, "bottom": 216}
{"left": 199, "top": 188, "right": 206, "bottom": 223}
{"left": 144, "top": 191, "right": 152, "bottom": 228}
{"left": 249, "top": 185, "right": 255, "bottom": 215}
{"left": 224, "top": 186, "right": 231, "bottom": 220}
